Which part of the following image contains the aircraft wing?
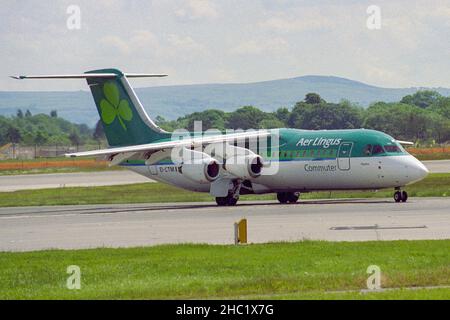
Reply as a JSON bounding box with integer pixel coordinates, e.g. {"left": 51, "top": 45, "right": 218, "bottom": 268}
{"left": 66, "top": 130, "right": 271, "bottom": 158}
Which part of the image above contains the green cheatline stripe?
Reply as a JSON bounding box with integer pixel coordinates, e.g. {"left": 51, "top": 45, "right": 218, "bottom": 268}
{"left": 119, "top": 155, "right": 406, "bottom": 166}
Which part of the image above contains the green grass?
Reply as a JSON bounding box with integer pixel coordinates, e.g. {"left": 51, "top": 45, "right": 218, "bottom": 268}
{"left": 0, "top": 156, "right": 122, "bottom": 176}
{"left": 0, "top": 156, "right": 80, "bottom": 163}
{"left": 0, "top": 173, "right": 449, "bottom": 207}
{"left": 414, "top": 153, "right": 450, "bottom": 161}
{"left": 0, "top": 166, "right": 123, "bottom": 176}
{"left": 250, "top": 287, "right": 450, "bottom": 300}
{"left": 0, "top": 240, "right": 448, "bottom": 299}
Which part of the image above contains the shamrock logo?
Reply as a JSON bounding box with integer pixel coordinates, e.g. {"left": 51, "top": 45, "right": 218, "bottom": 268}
{"left": 100, "top": 82, "right": 133, "bottom": 130}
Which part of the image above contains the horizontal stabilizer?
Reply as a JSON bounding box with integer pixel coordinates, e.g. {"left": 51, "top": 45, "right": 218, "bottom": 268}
{"left": 10, "top": 73, "right": 167, "bottom": 80}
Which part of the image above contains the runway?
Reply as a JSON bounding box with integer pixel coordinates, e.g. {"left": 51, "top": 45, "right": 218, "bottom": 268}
{"left": 0, "top": 198, "right": 449, "bottom": 251}
{"left": 0, "top": 170, "right": 153, "bottom": 192}
{"left": 423, "top": 160, "right": 450, "bottom": 173}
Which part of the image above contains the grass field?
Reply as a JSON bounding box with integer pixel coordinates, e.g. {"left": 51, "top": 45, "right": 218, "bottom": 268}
{"left": 408, "top": 147, "right": 450, "bottom": 161}
{"left": 251, "top": 287, "right": 450, "bottom": 299}
{"left": 414, "top": 153, "right": 450, "bottom": 160}
{"left": 0, "top": 173, "right": 448, "bottom": 207}
{"left": 0, "top": 240, "right": 448, "bottom": 299}
{"left": 0, "top": 157, "right": 119, "bottom": 176}
{"left": 0, "top": 166, "right": 123, "bottom": 176}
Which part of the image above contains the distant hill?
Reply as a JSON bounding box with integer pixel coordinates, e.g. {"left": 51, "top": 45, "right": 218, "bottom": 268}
{"left": 1, "top": 75, "right": 449, "bottom": 127}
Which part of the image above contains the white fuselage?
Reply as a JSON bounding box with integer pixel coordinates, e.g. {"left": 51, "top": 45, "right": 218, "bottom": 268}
{"left": 124, "top": 154, "right": 429, "bottom": 194}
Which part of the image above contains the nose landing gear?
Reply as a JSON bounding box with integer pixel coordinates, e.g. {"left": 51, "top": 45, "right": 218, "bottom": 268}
{"left": 394, "top": 189, "right": 408, "bottom": 203}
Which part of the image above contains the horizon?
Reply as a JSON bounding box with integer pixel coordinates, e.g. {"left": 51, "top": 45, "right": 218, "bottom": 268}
{"left": 3, "top": 74, "right": 450, "bottom": 93}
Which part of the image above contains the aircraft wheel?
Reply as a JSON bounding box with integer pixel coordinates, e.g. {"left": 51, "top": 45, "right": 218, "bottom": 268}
{"left": 277, "top": 192, "right": 288, "bottom": 204}
{"left": 227, "top": 196, "right": 238, "bottom": 206}
{"left": 286, "top": 192, "right": 300, "bottom": 203}
{"left": 394, "top": 191, "right": 402, "bottom": 203}
{"left": 401, "top": 191, "right": 408, "bottom": 203}
{"left": 216, "top": 197, "right": 228, "bottom": 206}
{"left": 216, "top": 195, "right": 239, "bottom": 206}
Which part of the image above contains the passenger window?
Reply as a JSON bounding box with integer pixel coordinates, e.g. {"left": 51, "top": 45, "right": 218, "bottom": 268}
{"left": 372, "top": 145, "right": 384, "bottom": 155}
{"left": 363, "top": 144, "right": 372, "bottom": 156}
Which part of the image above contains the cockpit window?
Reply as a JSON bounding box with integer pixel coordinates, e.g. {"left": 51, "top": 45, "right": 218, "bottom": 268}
{"left": 363, "top": 144, "right": 372, "bottom": 156}
{"left": 384, "top": 145, "right": 402, "bottom": 153}
{"left": 372, "top": 145, "right": 385, "bottom": 155}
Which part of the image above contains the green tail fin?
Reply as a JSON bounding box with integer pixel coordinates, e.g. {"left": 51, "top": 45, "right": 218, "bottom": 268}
{"left": 86, "top": 68, "right": 170, "bottom": 147}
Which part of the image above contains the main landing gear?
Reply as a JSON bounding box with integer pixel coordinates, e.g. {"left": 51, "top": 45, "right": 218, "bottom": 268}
{"left": 277, "top": 192, "right": 300, "bottom": 204}
{"left": 216, "top": 194, "right": 239, "bottom": 206}
{"left": 394, "top": 189, "right": 408, "bottom": 203}
{"left": 216, "top": 181, "right": 241, "bottom": 206}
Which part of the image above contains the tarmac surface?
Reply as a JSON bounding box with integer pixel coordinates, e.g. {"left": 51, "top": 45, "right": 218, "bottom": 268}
{"left": 422, "top": 160, "right": 450, "bottom": 173}
{"left": 0, "top": 198, "right": 448, "bottom": 251}
{"left": 0, "top": 170, "right": 152, "bottom": 192}
{"left": 0, "top": 160, "right": 448, "bottom": 192}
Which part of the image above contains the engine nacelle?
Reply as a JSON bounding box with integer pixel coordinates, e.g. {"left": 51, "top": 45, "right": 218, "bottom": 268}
{"left": 175, "top": 148, "right": 220, "bottom": 184}
{"left": 224, "top": 154, "right": 263, "bottom": 179}
{"left": 181, "top": 159, "right": 220, "bottom": 184}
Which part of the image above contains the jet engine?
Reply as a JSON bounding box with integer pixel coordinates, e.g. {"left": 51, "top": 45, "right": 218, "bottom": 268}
{"left": 175, "top": 148, "right": 220, "bottom": 184}
{"left": 203, "top": 143, "right": 265, "bottom": 180}
{"left": 224, "top": 154, "right": 264, "bottom": 179}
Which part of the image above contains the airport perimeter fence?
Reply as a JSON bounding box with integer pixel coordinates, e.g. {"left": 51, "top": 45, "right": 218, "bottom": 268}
{"left": 0, "top": 143, "right": 108, "bottom": 160}
{"left": 0, "top": 144, "right": 110, "bottom": 171}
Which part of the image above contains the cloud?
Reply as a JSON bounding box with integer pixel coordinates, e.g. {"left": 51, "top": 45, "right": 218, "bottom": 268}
{"left": 230, "top": 38, "right": 289, "bottom": 55}
{"left": 101, "top": 35, "right": 131, "bottom": 55}
{"left": 167, "top": 34, "right": 204, "bottom": 52}
{"left": 260, "top": 12, "right": 335, "bottom": 33}
{"left": 100, "top": 30, "right": 160, "bottom": 56}
{"left": 1, "top": 0, "right": 450, "bottom": 91}
{"left": 175, "top": 0, "right": 218, "bottom": 20}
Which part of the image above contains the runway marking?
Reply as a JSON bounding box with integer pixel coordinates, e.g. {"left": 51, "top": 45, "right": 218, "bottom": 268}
{"left": 330, "top": 224, "right": 428, "bottom": 231}
{"left": 0, "top": 203, "right": 222, "bottom": 219}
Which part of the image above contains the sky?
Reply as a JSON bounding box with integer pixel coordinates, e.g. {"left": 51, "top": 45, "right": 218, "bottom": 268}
{"left": 1, "top": 0, "right": 449, "bottom": 91}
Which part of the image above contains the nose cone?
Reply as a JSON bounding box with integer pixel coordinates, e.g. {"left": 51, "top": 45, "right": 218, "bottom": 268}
{"left": 407, "top": 156, "right": 429, "bottom": 183}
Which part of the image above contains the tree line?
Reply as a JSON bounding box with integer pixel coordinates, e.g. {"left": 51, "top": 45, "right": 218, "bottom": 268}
{"left": 156, "top": 91, "right": 450, "bottom": 144}
{"left": 0, "top": 90, "right": 449, "bottom": 146}
{"left": 0, "top": 109, "right": 98, "bottom": 146}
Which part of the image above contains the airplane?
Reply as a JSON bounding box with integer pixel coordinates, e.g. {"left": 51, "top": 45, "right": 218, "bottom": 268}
{"left": 12, "top": 68, "right": 429, "bottom": 206}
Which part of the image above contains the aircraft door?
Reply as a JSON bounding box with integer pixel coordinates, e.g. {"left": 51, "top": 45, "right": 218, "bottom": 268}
{"left": 148, "top": 165, "right": 158, "bottom": 175}
{"left": 337, "top": 142, "right": 353, "bottom": 171}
